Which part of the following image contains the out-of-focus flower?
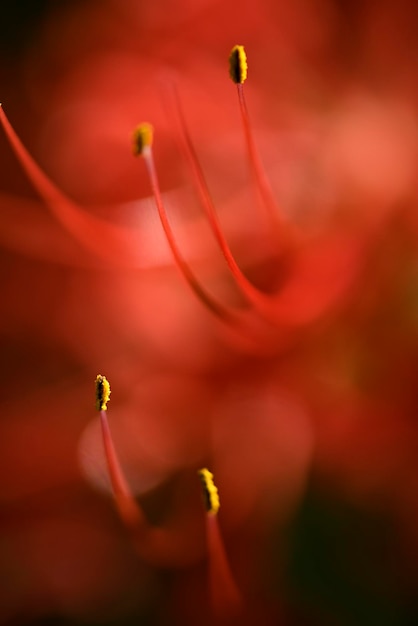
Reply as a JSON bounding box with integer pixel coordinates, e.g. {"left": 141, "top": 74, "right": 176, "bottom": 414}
{"left": 1, "top": 1, "right": 418, "bottom": 625}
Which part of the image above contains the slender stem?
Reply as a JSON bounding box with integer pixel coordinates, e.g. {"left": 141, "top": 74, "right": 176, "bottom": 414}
{"left": 99, "top": 409, "right": 146, "bottom": 531}
{"left": 0, "top": 105, "right": 137, "bottom": 267}
{"left": 167, "top": 87, "right": 279, "bottom": 318}
{"left": 142, "top": 145, "right": 242, "bottom": 325}
{"left": 206, "top": 514, "right": 242, "bottom": 619}
{"left": 160, "top": 86, "right": 299, "bottom": 329}
{"left": 237, "top": 84, "right": 283, "bottom": 234}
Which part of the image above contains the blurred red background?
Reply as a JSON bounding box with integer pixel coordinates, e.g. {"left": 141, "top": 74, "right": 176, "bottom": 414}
{"left": 1, "top": 1, "right": 418, "bottom": 625}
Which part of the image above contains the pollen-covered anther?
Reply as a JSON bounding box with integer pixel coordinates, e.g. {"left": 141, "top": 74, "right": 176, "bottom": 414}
{"left": 229, "top": 44, "right": 248, "bottom": 84}
{"left": 199, "top": 468, "right": 220, "bottom": 515}
{"left": 95, "top": 374, "right": 111, "bottom": 411}
{"left": 132, "top": 122, "right": 154, "bottom": 156}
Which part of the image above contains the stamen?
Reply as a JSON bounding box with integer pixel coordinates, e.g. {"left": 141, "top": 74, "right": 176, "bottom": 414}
{"left": 132, "top": 122, "right": 154, "bottom": 156}
{"left": 198, "top": 468, "right": 220, "bottom": 515}
{"left": 95, "top": 374, "right": 111, "bottom": 411}
{"left": 229, "top": 45, "right": 284, "bottom": 232}
{"left": 229, "top": 45, "right": 248, "bottom": 85}
{"left": 0, "top": 105, "right": 137, "bottom": 267}
{"left": 198, "top": 468, "right": 242, "bottom": 618}
{"left": 132, "top": 123, "right": 243, "bottom": 326}
{"left": 95, "top": 375, "right": 146, "bottom": 531}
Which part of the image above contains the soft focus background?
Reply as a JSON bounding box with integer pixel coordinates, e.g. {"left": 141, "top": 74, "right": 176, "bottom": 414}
{"left": 1, "top": 1, "right": 418, "bottom": 625}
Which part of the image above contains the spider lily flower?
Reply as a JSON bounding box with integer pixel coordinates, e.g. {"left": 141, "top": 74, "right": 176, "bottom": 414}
{"left": 2, "top": 2, "right": 418, "bottom": 623}
{"left": 0, "top": 41, "right": 373, "bottom": 626}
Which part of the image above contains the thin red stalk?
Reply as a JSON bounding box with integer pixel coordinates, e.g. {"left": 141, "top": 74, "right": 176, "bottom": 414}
{"left": 167, "top": 87, "right": 281, "bottom": 319}
{"left": 206, "top": 513, "right": 242, "bottom": 619}
{"left": 236, "top": 84, "right": 283, "bottom": 233}
{"left": 141, "top": 145, "right": 243, "bottom": 325}
{"left": 0, "top": 105, "right": 135, "bottom": 267}
{"left": 99, "top": 407, "right": 199, "bottom": 566}
{"left": 99, "top": 409, "right": 146, "bottom": 531}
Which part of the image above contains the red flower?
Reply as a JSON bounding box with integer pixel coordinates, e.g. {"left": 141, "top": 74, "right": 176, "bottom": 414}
{"left": 1, "top": 1, "right": 418, "bottom": 625}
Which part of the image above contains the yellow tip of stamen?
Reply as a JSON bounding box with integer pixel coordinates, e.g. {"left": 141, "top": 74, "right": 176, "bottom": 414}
{"left": 96, "top": 374, "right": 111, "bottom": 411}
{"left": 132, "top": 123, "right": 154, "bottom": 156}
{"left": 198, "top": 468, "right": 220, "bottom": 515}
{"left": 229, "top": 45, "right": 247, "bottom": 84}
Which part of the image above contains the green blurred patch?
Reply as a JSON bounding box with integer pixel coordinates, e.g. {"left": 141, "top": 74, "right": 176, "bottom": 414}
{"left": 272, "top": 486, "right": 417, "bottom": 626}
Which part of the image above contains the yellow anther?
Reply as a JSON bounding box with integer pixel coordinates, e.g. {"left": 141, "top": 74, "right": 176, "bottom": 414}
{"left": 95, "top": 374, "right": 111, "bottom": 411}
{"left": 229, "top": 45, "right": 247, "bottom": 84}
{"left": 132, "top": 123, "right": 154, "bottom": 156}
{"left": 198, "top": 468, "right": 220, "bottom": 515}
